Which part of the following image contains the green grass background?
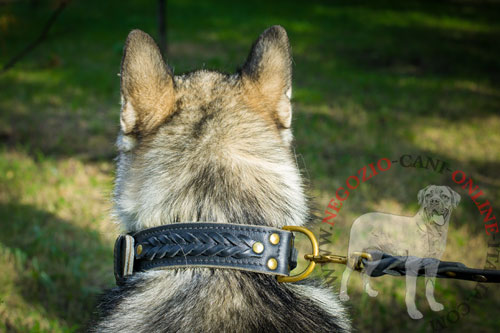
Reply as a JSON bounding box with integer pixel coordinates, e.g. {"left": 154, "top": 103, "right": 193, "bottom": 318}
{"left": 1, "top": 0, "right": 499, "bottom": 331}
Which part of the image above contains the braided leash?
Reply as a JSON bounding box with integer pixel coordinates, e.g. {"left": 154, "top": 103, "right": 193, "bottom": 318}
{"left": 306, "top": 251, "right": 500, "bottom": 283}
{"left": 359, "top": 251, "right": 500, "bottom": 283}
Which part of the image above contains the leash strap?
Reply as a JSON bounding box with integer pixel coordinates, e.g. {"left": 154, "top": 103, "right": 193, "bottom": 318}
{"left": 114, "top": 223, "right": 298, "bottom": 285}
{"left": 360, "top": 251, "right": 500, "bottom": 283}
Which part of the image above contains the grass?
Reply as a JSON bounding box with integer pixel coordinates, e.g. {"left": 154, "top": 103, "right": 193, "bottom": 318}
{"left": 1, "top": 0, "right": 499, "bottom": 331}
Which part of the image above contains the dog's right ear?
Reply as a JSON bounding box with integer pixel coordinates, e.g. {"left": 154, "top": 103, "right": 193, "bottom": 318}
{"left": 120, "top": 30, "right": 175, "bottom": 136}
{"left": 241, "top": 26, "right": 292, "bottom": 129}
{"left": 417, "top": 185, "right": 431, "bottom": 205}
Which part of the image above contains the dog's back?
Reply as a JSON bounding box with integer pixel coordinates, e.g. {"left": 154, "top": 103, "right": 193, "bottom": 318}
{"left": 348, "top": 212, "right": 416, "bottom": 257}
{"left": 91, "top": 27, "right": 351, "bottom": 332}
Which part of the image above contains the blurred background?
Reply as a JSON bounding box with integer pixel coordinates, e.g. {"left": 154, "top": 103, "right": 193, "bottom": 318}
{"left": 0, "top": 0, "right": 499, "bottom": 332}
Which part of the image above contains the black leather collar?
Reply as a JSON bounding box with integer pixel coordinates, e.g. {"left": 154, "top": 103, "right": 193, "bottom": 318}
{"left": 114, "top": 223, "right": 298, "bottom": 285}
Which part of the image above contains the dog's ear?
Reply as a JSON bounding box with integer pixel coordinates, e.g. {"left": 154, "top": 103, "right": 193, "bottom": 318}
{"left": 446, "top": 186, "right": 461, "bottom": 208}
{"left": 120, "top": 30, "right": 175, "bottom": 135}
{"left": 417, "top": 185, "right": 431, "bottom": 205}
{"left": 241, "top": 25, "right": 293, "bottom": 128}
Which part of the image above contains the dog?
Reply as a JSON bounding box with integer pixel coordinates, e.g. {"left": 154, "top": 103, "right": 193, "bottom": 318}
{"left": 91, "top": 26, "right": 351, "bottom": 332}
{"left": 339, "top": 185, "right": 460, "bottom": 319}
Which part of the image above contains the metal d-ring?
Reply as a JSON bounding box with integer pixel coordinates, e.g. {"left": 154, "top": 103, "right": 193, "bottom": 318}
{"left": 277, "top": 226, "right": 319, "bottom": 283}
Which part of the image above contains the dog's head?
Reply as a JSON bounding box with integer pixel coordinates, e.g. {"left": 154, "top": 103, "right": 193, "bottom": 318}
{"left": 114, "top": 27, "right": 307, "bottom": 231}
{"left": 418, "top": 185, "right": 460, "bottom": 226}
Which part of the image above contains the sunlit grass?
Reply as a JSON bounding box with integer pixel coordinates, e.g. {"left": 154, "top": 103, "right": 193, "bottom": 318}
{"left": 0, "top": 149, "right": 116, "bottom": 331}
{"left": 410, "top": 116, "right": 500, "bottom": 163}
{"left": 313, "top": 4, "right": 498, "bottom": 33}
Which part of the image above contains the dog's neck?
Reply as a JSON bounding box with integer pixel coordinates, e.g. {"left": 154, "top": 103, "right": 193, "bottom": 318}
{"left": 114, "top": 143, "right": 309, "bottom": 232}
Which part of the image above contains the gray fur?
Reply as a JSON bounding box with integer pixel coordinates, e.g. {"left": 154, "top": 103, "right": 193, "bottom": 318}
{"left": 92, "top": 26, "right": 351, "bottom": 332}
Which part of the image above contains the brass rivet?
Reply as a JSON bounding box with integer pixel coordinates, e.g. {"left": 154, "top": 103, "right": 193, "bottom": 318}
{"left": 252, "top": 242, "right": 264, "bottom": 254}
{"left": 269, "top": 233, "right": 280, "bottom": 245}
{"left": 136, "top": 244, "right": 143, "bottom": 255}
{"left": 267, "top": 258, "right": 278, "bottom": 270}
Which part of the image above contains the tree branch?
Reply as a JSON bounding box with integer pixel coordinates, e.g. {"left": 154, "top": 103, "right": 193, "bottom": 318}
{"left": 1, "top": 0, "right": 70, "bottom": 74}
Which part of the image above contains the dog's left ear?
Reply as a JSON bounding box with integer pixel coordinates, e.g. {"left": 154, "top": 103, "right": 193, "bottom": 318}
{"left": 241, "top": 25, "right": 292, "bottom": 128}
{"left": 120, "top": 30, "right": 175, "bottom": 136}
{"left": 446, "top": 186, "right": 461, "bottom": 208}
{"left": 417, "top": 185, "right": 431, "bottom": 205}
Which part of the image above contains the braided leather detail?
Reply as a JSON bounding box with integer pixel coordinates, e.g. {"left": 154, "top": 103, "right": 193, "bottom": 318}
{"left": 137, "top": 231, "right": 261, "bottom": 261}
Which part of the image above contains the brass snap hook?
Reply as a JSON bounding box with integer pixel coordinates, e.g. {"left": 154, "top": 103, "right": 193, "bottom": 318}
{"left": 305, "top": 251, "right": 373, "bottom": 272}
{"left": 278, "top": 226, "right": 375, "bottom": 283}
